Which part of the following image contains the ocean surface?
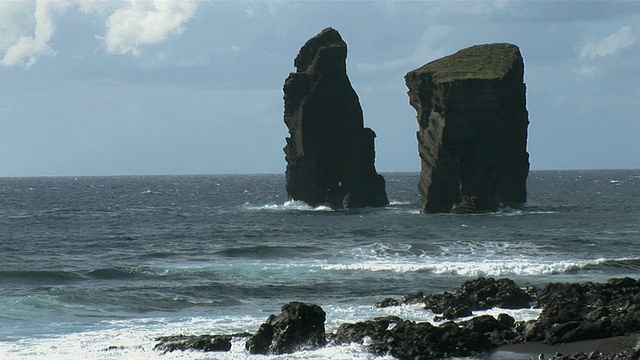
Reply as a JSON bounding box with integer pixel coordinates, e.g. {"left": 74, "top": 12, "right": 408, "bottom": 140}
{"left": 1, "top": 170, "right": 639, "bottom": 359}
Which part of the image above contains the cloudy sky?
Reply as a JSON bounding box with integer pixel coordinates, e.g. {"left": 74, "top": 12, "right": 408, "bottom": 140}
{"left": 0, "top": 1, "right": 638, "bottom": 177}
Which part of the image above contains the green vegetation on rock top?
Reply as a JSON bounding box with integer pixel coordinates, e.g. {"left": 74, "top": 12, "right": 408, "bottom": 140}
{"left": 413, "top": 43, "right": 521, "bottom": 83}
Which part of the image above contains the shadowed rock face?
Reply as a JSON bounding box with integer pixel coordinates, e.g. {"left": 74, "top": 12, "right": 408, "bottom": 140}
{"left": 405, "top": 43, "right": 530, "bottom": 213}
{"left": 246, "top": 302, "right": 326, "bottom": 355}
{"left": 283, "top": 28, "right": 388, "bottom": 209}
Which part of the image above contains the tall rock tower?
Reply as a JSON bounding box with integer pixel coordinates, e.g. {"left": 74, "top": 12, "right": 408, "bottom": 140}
{"left": 283, "top": 28, "right": 388, "bottom": 209}
{"left": 405, "top": 43, "right": 530, "bottom": 213}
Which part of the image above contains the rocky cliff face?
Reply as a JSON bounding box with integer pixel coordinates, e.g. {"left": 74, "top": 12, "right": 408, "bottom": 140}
{"left": 405, "top": 43, "right": 530, "bottom": 213}
{"left": 283, "top": 28, "right": 388, "bottom": 209}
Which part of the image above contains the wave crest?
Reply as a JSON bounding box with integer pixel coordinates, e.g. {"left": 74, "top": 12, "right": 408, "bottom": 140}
{"left": 319, "top": 257, "right": 634, "bottom": 276}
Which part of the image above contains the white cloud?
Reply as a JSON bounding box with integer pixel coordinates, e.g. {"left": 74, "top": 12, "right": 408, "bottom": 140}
{"left": 0, "top": 0, "right": 71, "bottom": 68}
{"left": 580, "top": 25, "right": 635, "bottom": 59}
{"left": 0, "top": 0, "right": 198, "bottom": 67}
{"left": 0, "top": 2, "right": 34, "bottom": 49}
{"left": 103, "top": 0, "right": 198, "bottom": 56}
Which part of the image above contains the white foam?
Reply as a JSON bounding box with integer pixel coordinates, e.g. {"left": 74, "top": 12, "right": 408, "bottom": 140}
{"left": 0, "top": 315, "right": 258, "bottom": 360}
{"left": 244, "top": 200, "right": 333, "bottom": 212}
{"left": 318, "top": 257, "right": 617, "bottom": 276}
{"left": 470, "top": 307, "right": 541, "bottom": 323}
{"left": 308, "top": 240, "right": 634, "bottom": 276}
{"left": 388, "top": 200, "right": 411, "bottom": 206}
{"left": 143, "top": 240, "right": 635, "bottom": 278}
{"left": 323, "top": 303, "right": 541, "bottom": 332}
{"left": 324, "top": 303, "right": 438, "bottom": 331}
{"left": 257, "top": 343, "right": 395, "bottom": 359}
{"left": 282, "top": 200, "right": 333, "bottom": 211}
{"left": 494, "top": 208, "right": 559, "bottom": 216}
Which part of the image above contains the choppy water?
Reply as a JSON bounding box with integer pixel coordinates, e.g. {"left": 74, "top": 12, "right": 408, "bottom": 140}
{"left": 1, "top": 170, "right": 638, "bottom": 359}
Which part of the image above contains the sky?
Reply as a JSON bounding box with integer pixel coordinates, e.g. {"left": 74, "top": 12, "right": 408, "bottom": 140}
{"left": 0, "top": 1, "right": 639, "bottom": 177}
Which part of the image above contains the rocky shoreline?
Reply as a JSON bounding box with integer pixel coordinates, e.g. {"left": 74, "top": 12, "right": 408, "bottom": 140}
{"left": 152, "top": 277, "right": 640, "bottom": 359}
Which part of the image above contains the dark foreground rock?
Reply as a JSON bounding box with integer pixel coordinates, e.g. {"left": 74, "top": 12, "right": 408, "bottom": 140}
{"left": 331, "top": 314, "right": 516, "bottom": 359}
{"left": 405, "top": 43, "right": 530, "bottom": 213}
{"left": 503, "top": 349, "right": 639, "bottom": 359}
{"left": 154, "top": 334, "right": 247, "bottom": 353}
{"left": 152, "top": 278, "right": 640, "bottom": 359}
{"left": 523, "top": 277, "right": 640, "bottom": 345}
{"left": 497, "top": 334, "right": 640, "bottom": 360}
{"left": 378, "top": 277, "right": 533, "bottom": 320}
{"left": 246, "top": 301, "right": 326, "bottom": 355}
{"left": 283, "top": 27, "right": 388, "bottom": 209}
{"left": 370, "top": 277, "right": 640, "bottom": 358}
{"left": 547, "top": 350, "right": 639, "bottom": 360}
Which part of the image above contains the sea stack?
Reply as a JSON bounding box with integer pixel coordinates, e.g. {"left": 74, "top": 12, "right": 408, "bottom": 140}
{"left": 283, "top": 28, "right": 388, "bottom": 209}
{"left": 405, "top": 43, "right": 530, "bottom": 213}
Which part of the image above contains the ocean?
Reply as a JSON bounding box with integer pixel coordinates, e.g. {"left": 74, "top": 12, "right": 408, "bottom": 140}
{"left": 1, "top": 170, "right": 639, "bottom": 359}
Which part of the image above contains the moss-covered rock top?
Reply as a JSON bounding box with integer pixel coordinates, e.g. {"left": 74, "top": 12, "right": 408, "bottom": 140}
{"left": 411, "top": 43, "right": 521, "bottom": 83}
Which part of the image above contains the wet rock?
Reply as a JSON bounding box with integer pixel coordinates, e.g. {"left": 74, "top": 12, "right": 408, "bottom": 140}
{"left": 462, "top": 277, "right": 533, "bottom": 309}
{"left": 532, "top": 278, "right": 640, "bottom": 345}
{"left": 377, "top": 291, "right": 426, "bottom": 308}
{"left": 246, "top": 301, "right": 326, "bottom": 355}
{"left": 380, "top": 278, "right": 532, "bottom": 319}
{"left": 424, "top": 277, "right": 533, "bottom": 320}
{"left": 548, "top": 350, "right": 639, "bottom": 360}
{"left": 283, "top": 27, "right": 388, "bottom": 209}
{"left": 405, "top": 43, "right": 530, "bottom": 213}
{"left": 330, "top": 316, "right": 401, "bottom": 345}
{"left": 154, "top": 334, "right": 237, "bottom": 353}
{"left": 332, "top": 315, "right": 503, "bottom": 359}
{"left": 376, "top": 297, "right": 400, "bottom": 308}
{"left": 438, "top": 304, "right": 473, "bottom": 321}
{"left": 375, "top": 277, "right": 640, "bottom": 350}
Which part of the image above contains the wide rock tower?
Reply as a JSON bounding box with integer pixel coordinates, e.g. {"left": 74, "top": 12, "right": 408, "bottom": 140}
{"left": 283, "top": 28, "right": 388, "bottom": 209}
{"left": 405, "top": 43, "right": 530, "bottom": 213}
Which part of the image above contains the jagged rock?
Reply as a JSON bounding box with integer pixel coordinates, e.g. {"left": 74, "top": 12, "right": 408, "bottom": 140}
{"left": 348, "top": 277, "right": 640, "bottom": 358}
{"left": 548, "top": 349, "right": 640, "bottom": 360}
{"left": 457, "top": 277, "right": 533, "bottom": 310}
{"left": 283, "top": 27, "right": 388, "bottom": 209}
{"left": 376, "top": 297, "right": 400, "bottom": 308}
{"left": 529, "top": 278, "right": 640, "bottom": 345}
{"left": 405, "top": 43, "right": 530, "bottom": 213}
{"left": 245, "top": 301, "right": 326, "bottom": 355}
{"left": 330, "top": 316, "right": 401, "bottom": 345}
{"left": 378, "top": 277, "right": 532, "bottom": 320}
{"left": 332, "top": 315, "right": 508, "bottom": 359}
{"left": 154, "top": 334, "right": 234, "bottom": 353}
